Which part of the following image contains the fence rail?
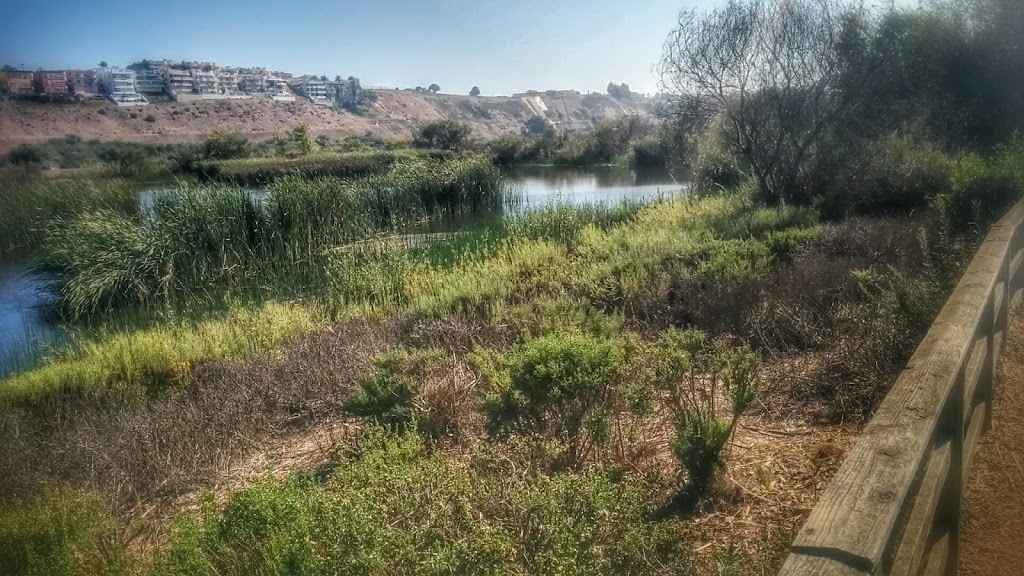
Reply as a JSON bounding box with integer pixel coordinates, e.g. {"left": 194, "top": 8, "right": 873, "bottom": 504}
{"left": 779, "top": 200, "right": 1024, "bottom": 576}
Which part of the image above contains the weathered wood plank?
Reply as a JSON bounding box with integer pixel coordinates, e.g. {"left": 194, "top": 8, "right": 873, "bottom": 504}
{"left": 963, "top": 400, "right": 987, "bottom": 487}
{"left": 890, "top": 440, "right": 951, "bottom": 576}
{"left": 963, "top": 336, "right": 988, "bottom": 413}
{"left": 777, "top": 553, "right": 870, "bottom": 576}
{"left": 1010, "top": 249, "right": 1024, "bottom": 283}
{"left": 922, "top": 531, "right": 950, "bottom": 576}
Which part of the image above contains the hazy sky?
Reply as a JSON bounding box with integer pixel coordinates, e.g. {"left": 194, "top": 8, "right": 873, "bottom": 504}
{"left": 1, "top": 0, "right": 919, "bottom": 96}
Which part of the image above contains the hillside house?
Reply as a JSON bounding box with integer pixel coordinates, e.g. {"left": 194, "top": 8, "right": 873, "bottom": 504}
{"left": 2, "top": 70, "right": 35, "bottom": 96}
{"left": 192, "top": 70, "right": 217, "bottom": 94}
{"left": 161, "top": 68, "right": 192, "bottom": 95}
{"left": 33, "top": 70, "right": 69, "bottom": 96}
{"left": 66, "top": 69, "right": 101, "bottom": 98}
{"left": 134, "top": 69, "right": 165, "bottom": 93}
{"left": 290, "top": 76, "right": 330, "bottom": 105}
{"left": 97, "top": 67, "right": 147, "bottom": 106}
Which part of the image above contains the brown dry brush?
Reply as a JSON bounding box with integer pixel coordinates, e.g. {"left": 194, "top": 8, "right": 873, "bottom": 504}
{"left": 0, "top": 320, "right": 391, "bottom": 515}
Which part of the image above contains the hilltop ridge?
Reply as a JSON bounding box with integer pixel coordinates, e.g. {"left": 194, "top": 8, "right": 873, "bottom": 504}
{"left": 0, "top": 89, "right": 653, "bottom": 152}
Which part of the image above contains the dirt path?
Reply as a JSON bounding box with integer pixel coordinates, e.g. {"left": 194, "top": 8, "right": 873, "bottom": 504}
{"left": 960, "top": 313, "right": 1024, "bottom": 575}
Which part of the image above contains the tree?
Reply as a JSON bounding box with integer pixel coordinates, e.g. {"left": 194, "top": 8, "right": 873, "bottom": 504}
{"left": 606, "top": 82, "right": 631, "bottom": 99}
{"left": 658, "top": 0, "right": 869, "bottom": 206}
{"left": 98, "top": 61, "right": 108, "bottom": 68}
{"left": 292, "top": 122, "right": 317, "bottom": 156}
{"left": 470, "top": 86, "right": 481, "bottom": 96}
{"left": 524, "top": 115, "right": 550, "bottom": 137}
{"left": 412, "top": 119, "right": 473, "bottom": 151}
{"left": 428, "top": 83, "right": 441, "bottom": 94}
{"left": 335, "top": 75, "right": 342, "bottom": 82}
{"left": 320, "top": 75, "right": 328, "bottom": 81}
{"left": 200, "top": 131, "right": 251, "bottom": 160}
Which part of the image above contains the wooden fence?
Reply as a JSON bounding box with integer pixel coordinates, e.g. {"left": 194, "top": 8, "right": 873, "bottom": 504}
{"left": 779, "top": 200, "right": 1024, "bottom": 576}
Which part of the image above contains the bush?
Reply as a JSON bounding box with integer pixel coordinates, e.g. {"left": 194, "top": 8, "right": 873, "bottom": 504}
{"left": 0, "top": 490, "right": 126, "bottom": 576}
{"left": 474, "top": 332, "right": 628, "bottom": 466}
{"left": 5, "top": 144, "right": 48, "bottom": 166}
{"left": 689, "top": 121, "right": 746, "bottom": 196}
{"left": 199, "top": 131, "right": 251, "bottom": 160}
{"left": 144, "top": 114, "right": 156, "bottom": 123}
{"left": 343, "top": 349, "right": 438, "bottom": 433}
{"left": 819, "top": 134, "right": 953, "bottom": 219}
{"left": 412, "top": 119, "right": 473, "bottom": 151}
{"left": 939, "top": 145, "right": 1023, "bottom": 233}
{"left": 641, "top": 329, "right": 760, "bottom": 495}
{"left": 152, "top": 431, "right": 695, "bottom": 576}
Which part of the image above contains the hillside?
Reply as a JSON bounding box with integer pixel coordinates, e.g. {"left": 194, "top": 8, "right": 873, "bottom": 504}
{"left": 0, "top": 90, "right": 652, "bottom": 152}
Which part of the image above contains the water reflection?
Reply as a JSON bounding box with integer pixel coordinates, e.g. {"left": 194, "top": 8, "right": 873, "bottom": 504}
{"left": 506, "top": 165, "right": 683, "bottom": 209}
{"left": 0, "top": 254, "right": 66, "bottom": 377}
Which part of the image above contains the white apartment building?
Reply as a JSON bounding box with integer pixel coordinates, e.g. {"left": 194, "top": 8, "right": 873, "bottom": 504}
{"left": 161, "top": 68, "right": 192, "bottom": 95}
{"left": 216, "top": 71, "right": 239, "bottom": 94}
{"left": 192, "top": 71, "right": 217, "bottom": 94}
{"left": 133, "top": 69, "right": 164, "bottom": 93}
{"left": 290, "top": 76, "right": 330, "bottom": 105}
{"left": 97, "top": 68, "right": 147, "bottom": 106}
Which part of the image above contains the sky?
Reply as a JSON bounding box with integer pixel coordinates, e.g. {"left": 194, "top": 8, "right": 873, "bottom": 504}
{"left": 1, "top": 0, "right": 918, "bottom": 96}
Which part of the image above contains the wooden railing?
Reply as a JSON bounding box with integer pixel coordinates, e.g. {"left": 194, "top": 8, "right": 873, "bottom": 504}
{"left": 779, "top": 200, "right": 1024, "bottom": 576}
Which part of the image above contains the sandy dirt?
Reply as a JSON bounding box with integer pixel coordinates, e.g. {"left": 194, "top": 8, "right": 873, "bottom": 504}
{"left": 0, "top": 90, "right": 649, "bottom": 152}
{"left": 960, "top": 313, "right": 1024, "bottom": 575}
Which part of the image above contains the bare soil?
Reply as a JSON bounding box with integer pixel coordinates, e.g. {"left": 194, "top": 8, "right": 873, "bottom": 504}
{"left": 961, "top": 312, "right": 1024, "bottom": 575}
{"left": 0, "top": 90, "right": 649, "bottom": 152}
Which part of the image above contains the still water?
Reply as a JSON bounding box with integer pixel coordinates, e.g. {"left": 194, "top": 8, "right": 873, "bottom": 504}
{"left": 0, "top": 165, "right": 682, "bottom": 376}
{"left": 0, "top": 254, "right": 66, "bottom": 377}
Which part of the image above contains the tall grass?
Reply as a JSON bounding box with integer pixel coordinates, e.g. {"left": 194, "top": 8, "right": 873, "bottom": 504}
{"left": 0, "top": 170, "right": 138, "bottom": 251}
{"left": 0, "top": 301, "right": 322, "bottom": 406}
{"left": 38, "top": 156, "right": 509, "bottom": 317}
{"left": 0, "top": 489, "right": 126, "bottom": 576}
{"left": 194, "top": 149, "right": 454, "bottom": 185}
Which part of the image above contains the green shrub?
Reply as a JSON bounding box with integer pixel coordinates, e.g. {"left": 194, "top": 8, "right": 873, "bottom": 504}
{"left": 475, "top": 332, "right": 628, "bottom": 466}
{"left": 152, "top": 431, "right": 695, "bottom": 576}
{"left": 344, "top": 349, "right": 437, "bottom": 433}
{"left": 689, "top": 120, "right": 746, "bottom": 196}
{"left": 642, "top": 329, "right": 760, "bottom": 495}
{"left": 941, "top": 150, "right": 1022, "bottom": 233}
{"left": 0, "top": 490, "right": 127, "bottom": 576}
{"left": 199, "top": 131, "right": 251, "bottom": 160}
{"left": 412, "top": 119, "right": 473, "bottom": 151}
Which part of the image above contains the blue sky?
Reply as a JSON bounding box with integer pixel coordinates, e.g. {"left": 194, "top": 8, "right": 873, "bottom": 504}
{"left": 1, "top": 0, "right": 918, "bottom": 96}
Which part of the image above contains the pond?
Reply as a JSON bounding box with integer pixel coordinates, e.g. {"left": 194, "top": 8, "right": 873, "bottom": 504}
{"left": 0, "top": 253, "right": 67, "bottom": 377}
{"left": 0, "top": 165, "right": 683, "bottom": 376}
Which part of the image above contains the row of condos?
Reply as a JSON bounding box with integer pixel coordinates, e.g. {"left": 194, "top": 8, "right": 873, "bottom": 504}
{"left": 1, "top": 68, "right": 146, "bottom": 105}
{"left": 3, "top": 64, "right": 362, "bottom": 108}
{"left": 0, "top": 70, "right": 68, "bottom": 97}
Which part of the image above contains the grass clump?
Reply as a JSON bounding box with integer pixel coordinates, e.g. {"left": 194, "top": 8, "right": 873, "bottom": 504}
{"left": 39, "top": 156, "right": 508, "bottom": 317}
{"left": 194, "top": 149, "right": 437, "bottom": 185}
{"left": 0, "top": 489, "right": 126, "bottom": 576}
{"left": 151, "top": 431, "right": 694, "bottom": 576}
{"left": 0, "top": 172, "right": 138, "bottom": 251}
{"left": 0, "top": 301, "right": 321, "bottom": 406}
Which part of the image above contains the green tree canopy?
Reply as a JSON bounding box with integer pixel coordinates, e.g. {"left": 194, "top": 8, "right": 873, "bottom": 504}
{"left": 412, "top": 119, "right": 473, "bottom": 151}
{"left": 470, "top": 86, "right": 481, "bottom": 96}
